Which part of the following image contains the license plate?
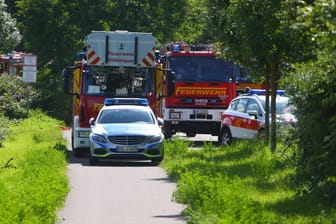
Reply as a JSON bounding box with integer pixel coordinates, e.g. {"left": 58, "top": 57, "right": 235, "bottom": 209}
{"left": 117, "top": 146, "right": 138, "bottom": 152}
{"left": 194, "top": 109, "right": 208, "bottom": 114}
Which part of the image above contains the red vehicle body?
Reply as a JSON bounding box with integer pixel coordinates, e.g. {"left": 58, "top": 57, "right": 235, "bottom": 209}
{"left": 62, "top": 31, "right": 161, "bottom": 156}
{"left": 0, "top": 52, "right": 24, "bottom": 75}
{"left": 160, "top": 43, "right": 239, "bottom": 138}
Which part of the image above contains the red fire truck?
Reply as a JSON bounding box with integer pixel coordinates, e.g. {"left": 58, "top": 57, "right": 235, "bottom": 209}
{"left": 160, "top": 43, "right": 238, "bottom": 138}
{"left": 62, "top": 30, "right": 161, "bottom": 156}
{"left": 0, "top": 52, "right": 24, "bottom": 75}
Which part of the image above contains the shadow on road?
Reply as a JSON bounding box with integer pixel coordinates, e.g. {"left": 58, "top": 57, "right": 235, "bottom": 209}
{"left": 65, "top": 149, "right": 159, "bottom": 167}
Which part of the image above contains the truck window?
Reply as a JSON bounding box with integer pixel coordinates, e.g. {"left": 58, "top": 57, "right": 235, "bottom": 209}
{"left": 82, "top": 66, "right": 155, "bottom": 97}
{"left": 168, "top": 56, "right": 234, "bottom": 82}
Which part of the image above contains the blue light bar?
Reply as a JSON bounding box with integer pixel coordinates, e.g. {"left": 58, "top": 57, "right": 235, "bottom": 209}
{"left": 77, "top": 52, "right": 86, "bottom": 59}
{"left": 104, "top": 98, "right": 149, "bottom": 106}
{"left": 173, "top": 44, "right": 180, "bottom": 52}
{"left": 249, "top": 89, "right": 286, "bottom": 96}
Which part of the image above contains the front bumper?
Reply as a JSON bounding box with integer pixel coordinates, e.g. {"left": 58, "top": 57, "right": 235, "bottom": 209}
{"left": 89, "top": 140, "right": 164, "bottom": 161}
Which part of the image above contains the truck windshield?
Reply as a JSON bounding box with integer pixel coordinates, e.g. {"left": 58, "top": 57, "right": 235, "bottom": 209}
{"left": 82, "top": 66, "right": 155, "bottom": 97}
{"left": 168, "top": 56, "right": 237, "bottom": 82}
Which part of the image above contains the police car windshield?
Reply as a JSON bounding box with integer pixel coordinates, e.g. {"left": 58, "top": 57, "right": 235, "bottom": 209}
{"left": 259, "top": 96, "right": 290, "bottom": 115}
{"left": 98, "top": 108, "right": 155, "bottom": 124}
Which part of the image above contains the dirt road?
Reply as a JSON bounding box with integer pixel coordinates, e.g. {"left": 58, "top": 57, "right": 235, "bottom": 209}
{"left": 57, "top": 129, "right": 186, "bottom": 224}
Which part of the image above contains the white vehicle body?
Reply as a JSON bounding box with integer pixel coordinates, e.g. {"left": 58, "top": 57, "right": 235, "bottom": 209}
{"left": 85, "top": 30, "right": 156, "bottom": 67}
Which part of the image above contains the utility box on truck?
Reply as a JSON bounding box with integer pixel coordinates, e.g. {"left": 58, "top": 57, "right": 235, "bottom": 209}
{"left": 62, "top": 31, "right": 161, "bottom": 156}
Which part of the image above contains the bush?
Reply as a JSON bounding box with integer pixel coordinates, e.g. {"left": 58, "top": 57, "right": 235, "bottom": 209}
{"left": 288, "top": 50, "right": 336, "bottom": 203}
{"left": 0, "top": 110, "right": 69, "bottom": 224}
{"left": 0, "top": 113, "right": 12, "bottom": 147}
{"left": 0, "top": 74, "right": 39, "bottom": 119}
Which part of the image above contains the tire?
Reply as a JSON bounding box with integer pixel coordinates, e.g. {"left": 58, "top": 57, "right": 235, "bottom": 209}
{"left": 73, "top": 147, "right": 85, "bottom": 157}
{"left": 163, "top": 122, "right": 173, "bottom": 139}
{"left": 151, "top": 160, "right": 161, "bottom": 166}
{"left": 89, "top": 156, "right": 99, "bottom": 165}
{"left": 186, "top": 131, "right": 196, "bottom": 137}
{"left": 151, "top": 157, "right": 163, "bottom": 166}
{"left": 219, "top": 127, "right": 233, "bottom": 145}
{"left": 151, "top": 151, "right": 164, "bottom": 166}
{"left": 257, "top": 129, "right": 265, "bottom": 140}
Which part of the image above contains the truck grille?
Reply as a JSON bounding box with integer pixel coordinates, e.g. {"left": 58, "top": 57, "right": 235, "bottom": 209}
{"left": 108, "top": 136, "right": 147, "bottom": 145}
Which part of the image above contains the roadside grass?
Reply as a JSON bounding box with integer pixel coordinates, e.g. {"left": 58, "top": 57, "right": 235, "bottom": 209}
{"left": 161, "top": 138, "right": 336, "bottom": 224}
{"left": 0, "top": 110, "right": 69, "bottom": 224}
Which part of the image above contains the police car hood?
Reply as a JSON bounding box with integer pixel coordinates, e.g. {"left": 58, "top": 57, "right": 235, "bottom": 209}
{"left": 92, "top": 123, "right": 162, "bottom": 136}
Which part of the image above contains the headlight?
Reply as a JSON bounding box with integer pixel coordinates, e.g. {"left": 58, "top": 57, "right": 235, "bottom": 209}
{"left": 77, "top": 131, "right": 90, "bottom": 138}
{"left": 147, "top": 135, "right": 163, "bottom": 143}
{"left": 91, "top": 134, "right": 107, "bottom": 143}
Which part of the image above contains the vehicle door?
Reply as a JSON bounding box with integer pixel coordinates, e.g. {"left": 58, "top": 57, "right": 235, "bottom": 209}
{"left": 227, "top": 98, "right": 249, "bottom": 139}
{"left": 244, "top": 98, "right": 264, "bottom": 139}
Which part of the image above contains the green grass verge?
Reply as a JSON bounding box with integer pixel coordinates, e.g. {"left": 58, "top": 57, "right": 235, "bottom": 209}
{"left": 161, "top": 139, "right": 336, "bottom": 224}
{"left": 0, "top": 111, "right": 69, "bottom": 224}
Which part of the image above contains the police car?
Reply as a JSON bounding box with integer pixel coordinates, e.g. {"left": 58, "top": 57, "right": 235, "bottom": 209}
{"left": 219, "top": 89, "right": 296, "bottom": 145}
{"left": 88, "top": 98, "right": 164, "bottom": 165}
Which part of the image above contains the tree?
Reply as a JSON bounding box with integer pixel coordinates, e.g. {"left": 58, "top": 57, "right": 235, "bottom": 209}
{"left": 207, "top": 0, "right": 316, "bottom": 151}
{"left": 0, "top": 74, "right": 39, "bottom": 119}
{"left": 174, "top": 0, "right": 211, "bottom": 43}
{"left": 0, "top": 0, "right": 21, "bottom": 53}
{"left": 286, "top": 0, "right": 336, "bottom": 202}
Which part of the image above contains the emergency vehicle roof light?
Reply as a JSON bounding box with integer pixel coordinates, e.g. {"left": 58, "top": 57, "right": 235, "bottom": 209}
{"left": 173, "top": 44, "right": 180, "bottom": 53}
{"left": 77, "top": 52, "right": 86, "bottom": 59}
{"left": 104, "top": 98, "right": 149, "bottom": 106}
{"left": 249, "top": 89, "right": 286, "bottom": 96}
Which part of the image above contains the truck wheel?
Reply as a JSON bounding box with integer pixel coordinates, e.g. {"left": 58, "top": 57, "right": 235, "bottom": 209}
{"left": 163, "top": 123, "right": 173, "bottom": 139}
{"left": 73, "top": 147, "right": 85, "bottom": 157}
{"left": 219, "top": 127, "right": 232, "bottom": 145}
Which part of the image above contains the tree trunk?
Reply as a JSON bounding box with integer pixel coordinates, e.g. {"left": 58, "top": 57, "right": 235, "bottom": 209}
{"left": 270, "top": 62, "right": 279, "bottom": 152}
{"left": 264, "top": 65, "right": 271, "bottom": 145}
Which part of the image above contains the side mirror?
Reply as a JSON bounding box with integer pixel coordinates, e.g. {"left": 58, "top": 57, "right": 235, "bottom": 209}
{"left": 157, "top": 117, "right": 164, "bottom": 127}
{"left": 62, "top": 67, "right": 79, "bottom": 97}
{"left": 62, "top": 68, "right": 72, "bottom": 94}
{"left": 89, "top": 117, "right": 95, "bottom": 126}
{"left": 167, "top": 71, "right": 176, "bottom": 82}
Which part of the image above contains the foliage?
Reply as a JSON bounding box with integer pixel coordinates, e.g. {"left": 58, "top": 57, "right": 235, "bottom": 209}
{"left": 162, "top": 139, "right": 336, "bottom": 223}
{"left": 0, "top": 74, "right": 39, "bottom": 119}
{"left": 0, "top": 0, "right": 21, "bottom": 53}
{"left": 174, "top": 0, "right": 210, "bottom": 43}
{"left": 0, "top": 113, "right": 12, "bottom": 147}
{"left": 0, "top": 110, "right": 69, "bottom": 224}
{"left": 31, "top": 65, "right": 73, "bottom": 124}
{"left": 287, "top": 47, "right": 336, "bottom": 202}
{"left": 284, "top": 0, "right": 336, "bottom": 203}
